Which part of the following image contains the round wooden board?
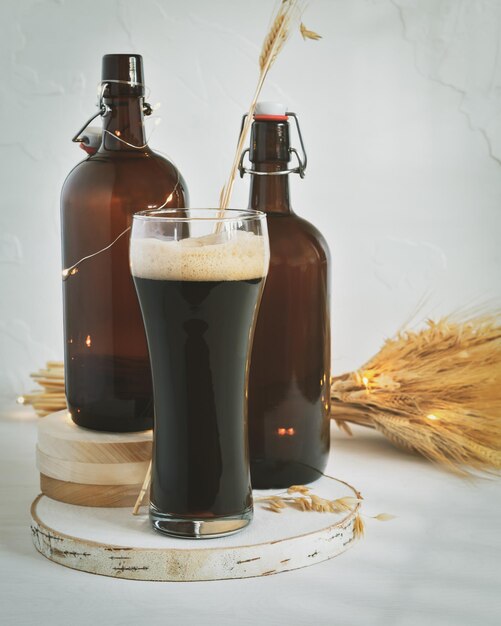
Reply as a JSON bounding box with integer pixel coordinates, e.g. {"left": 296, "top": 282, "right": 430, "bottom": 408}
{"left": 37, "top": 411, "right": 152, "bottom": 464}
{"left": 31, "top": 477, "right": 360, "bottom": 582}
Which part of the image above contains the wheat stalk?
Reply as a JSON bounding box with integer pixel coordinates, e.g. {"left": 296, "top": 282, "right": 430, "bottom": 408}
{"left": 130, "top": 1, "right": 319, "bottom": 504}
{"left": 219, "top": 1, "right": 320, "bottom": 209}
{"left": 331, "top": 311, "right": 501, "bottom": 475}
{"left": 255, "top": 484, "right": 362, "bottom": 513}
{"left": 132, "top": 459, "right": 152, "bottom": 515}
{"left": 255, "top": 483, "right": 392, "bottom": 539}
{"left": 18, "top": 361, "right": 66, "bottom": 417}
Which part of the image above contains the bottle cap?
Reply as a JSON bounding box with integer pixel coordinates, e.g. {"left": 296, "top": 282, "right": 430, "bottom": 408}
{"left": 101, "top": 54, "right": 145, "bottom": 97}
{"left": 250, "top": 103, "right": 291, "bottom": 163}
{"left": 254, "top": 102, "right": 288, "bottom": 121}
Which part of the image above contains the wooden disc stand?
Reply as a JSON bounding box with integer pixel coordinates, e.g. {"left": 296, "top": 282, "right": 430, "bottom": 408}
{"left": 36, "top": 410, "right": 152, "bottom": 507}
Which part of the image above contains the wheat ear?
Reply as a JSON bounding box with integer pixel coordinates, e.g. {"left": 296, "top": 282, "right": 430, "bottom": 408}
{"left": 219, "top": 1, "right": 301, "bottom": 209}
{"left": 331, "top": 311, "right": 501, "bottom": 475}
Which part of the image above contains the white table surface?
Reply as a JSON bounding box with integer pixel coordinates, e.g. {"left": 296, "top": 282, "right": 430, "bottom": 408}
{"left": 1, "top": 404, "right": 500, "bottom": 626}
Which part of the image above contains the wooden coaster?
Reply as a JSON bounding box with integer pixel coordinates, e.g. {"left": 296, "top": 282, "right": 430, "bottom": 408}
{"left": 36, "top": 447, "right": 149, "bottom": 485}
{"left": 31, "top": 475, "right": 359, "bottom": 581}
{"left": 37, "top": 411, "right": 152, "bottom": 463}
{"left": 36, "top": 410, "right": 152, "bottom": 506}
{"left": 40, "top": 474, "right": 147, "bottom": 508}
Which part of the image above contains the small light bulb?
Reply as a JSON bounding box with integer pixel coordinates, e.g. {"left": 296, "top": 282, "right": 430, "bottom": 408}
{"left": 427, "top": 414, "right": 438, "bottom": 421}
{"left": 62, "top": 267, "right": 78, "bottom": 279}
{"left": 17, "top": 396, "right": 25, "bottom": 405}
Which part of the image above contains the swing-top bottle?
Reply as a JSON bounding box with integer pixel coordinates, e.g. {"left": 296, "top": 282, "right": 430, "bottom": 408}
{"left": 61, "top": 54, "right": 188, "bottom": 432}
{"left": 243, "top": 102, "right": 331, "bottom": 487}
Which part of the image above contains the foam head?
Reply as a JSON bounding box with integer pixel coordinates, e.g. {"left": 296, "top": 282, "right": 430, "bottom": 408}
{"left": 130, "top": 231, "right": 269, "bottom": 281}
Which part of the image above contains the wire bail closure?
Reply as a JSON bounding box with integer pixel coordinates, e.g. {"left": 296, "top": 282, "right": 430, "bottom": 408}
{"left": 72, "top": 81, "right": 153, "bottom": 145}
{"left": 238, "top": 112, "right": 307, "bottom": 178}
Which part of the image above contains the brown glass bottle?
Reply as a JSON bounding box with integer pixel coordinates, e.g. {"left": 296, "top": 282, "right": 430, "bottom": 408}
{"left": 61, "top": 54, "right": 188, "bottom": 432}
{"left": 247, "top": 109, "right": 331, "bottom": 487}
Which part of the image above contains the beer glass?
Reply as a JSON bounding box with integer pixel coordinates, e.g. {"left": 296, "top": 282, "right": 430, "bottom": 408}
{"left": 130, "top": 209, "right": 269, "bottom": 538}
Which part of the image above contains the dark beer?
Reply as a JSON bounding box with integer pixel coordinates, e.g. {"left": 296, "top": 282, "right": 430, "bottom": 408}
{"left": 130, "top": 224, "right": 268, "bottom": 537}
{"left": 133, "top": 277, "right": 263, "bottom": 517}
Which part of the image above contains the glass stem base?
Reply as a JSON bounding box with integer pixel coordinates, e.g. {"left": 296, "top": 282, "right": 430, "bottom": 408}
{"left": 150, "top": 503, "right": 253, "bottom": 539}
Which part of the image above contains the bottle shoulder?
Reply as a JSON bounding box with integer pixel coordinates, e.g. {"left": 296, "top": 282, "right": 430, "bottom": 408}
{"left": 61, "top": 148, "right": 188, "bottom": 206}
{"left": 265, "top": 212, "right": 331, "bottom": 263}
{"left": 63, "top": 148, "right": 179, "bottom": 179}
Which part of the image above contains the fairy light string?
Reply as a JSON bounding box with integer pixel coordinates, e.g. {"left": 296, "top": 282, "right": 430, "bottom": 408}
{"left": 64, "top": 86, "right": 179, "bottom": 282}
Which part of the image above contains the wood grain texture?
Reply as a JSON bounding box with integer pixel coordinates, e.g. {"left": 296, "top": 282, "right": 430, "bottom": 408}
{"left": 30, "top": 494, "right": 358, "bottom": 581}
{"left": 37, "top": 411, "right": 152, "bottom": 463}
{"left": 36, "top": 447, "right": 149, "bottom": 485}
{"left": 40, "top": 474, "right": 146, "bottom": 508}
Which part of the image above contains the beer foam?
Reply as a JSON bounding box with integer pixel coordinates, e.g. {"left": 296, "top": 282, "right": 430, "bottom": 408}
{"left": 130, "top": 231, "right": 269, "bottom": 281}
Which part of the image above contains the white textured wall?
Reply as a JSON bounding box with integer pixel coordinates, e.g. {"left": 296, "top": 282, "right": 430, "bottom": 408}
{"left": 1, "top": 0, "right": 500, "bottom": 405}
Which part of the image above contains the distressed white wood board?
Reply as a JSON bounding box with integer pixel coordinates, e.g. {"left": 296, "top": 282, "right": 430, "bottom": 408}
{"left": 31, "top": 476, "right": 359, "bottom": 581}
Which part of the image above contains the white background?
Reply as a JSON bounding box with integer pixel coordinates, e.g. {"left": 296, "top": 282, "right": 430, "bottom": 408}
{"left": 1, "top": 0, "right": 500, "bottom": 402}
{"left": 1, "top": 2, "right": 500, "bottom": 624}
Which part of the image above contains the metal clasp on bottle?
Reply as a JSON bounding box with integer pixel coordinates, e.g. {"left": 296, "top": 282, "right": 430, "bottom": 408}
{"left": 71, "top": 81, "right": 153, "bottom": 145}
{"left": 238, "top": 112, "right": 308, "bottom": 179}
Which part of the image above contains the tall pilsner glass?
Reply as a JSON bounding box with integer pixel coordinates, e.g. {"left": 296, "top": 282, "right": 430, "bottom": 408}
{"left": 130, "top": 209, "right": 269, "bottom": 538}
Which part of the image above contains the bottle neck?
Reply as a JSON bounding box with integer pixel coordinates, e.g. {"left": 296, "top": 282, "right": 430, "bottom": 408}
{"left": 248, "top": 166, "right": 292, "bottom": 214}
{"left": 100, "top": 96, "right": 147, "bottom": 152}
{"left": 248, "top": 119, "right": 293, "bottom": 215}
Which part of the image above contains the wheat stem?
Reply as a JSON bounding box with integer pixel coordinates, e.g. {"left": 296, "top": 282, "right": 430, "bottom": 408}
{"left": 219, "top": 0, "right": 301, "bottom": 210}
{"left": 132, "top": 460, "right": 152, "bottom": 515}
